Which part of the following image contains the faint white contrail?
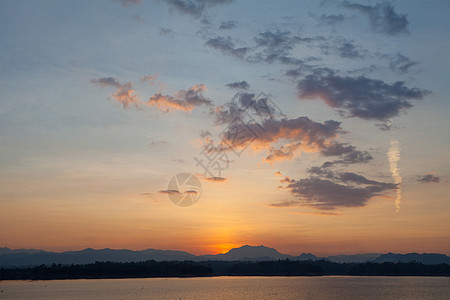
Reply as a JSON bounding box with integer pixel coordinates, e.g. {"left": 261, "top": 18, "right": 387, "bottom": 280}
{"left": 387, "top": 139, "right": 402, "bottom": 213}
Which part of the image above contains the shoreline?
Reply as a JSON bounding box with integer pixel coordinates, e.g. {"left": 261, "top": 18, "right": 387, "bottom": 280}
{"left": 1, "top": 274, "right": 450, "bottom": 282}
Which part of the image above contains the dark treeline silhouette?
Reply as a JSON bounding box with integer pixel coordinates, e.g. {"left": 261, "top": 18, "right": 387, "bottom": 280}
{"left": 1, "top": 260, "right": 449, "bottom": 280}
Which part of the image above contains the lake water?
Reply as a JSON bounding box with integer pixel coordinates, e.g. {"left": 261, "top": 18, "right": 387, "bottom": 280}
{"left": 1, "top": 276, "right": 449, "bottom": 299}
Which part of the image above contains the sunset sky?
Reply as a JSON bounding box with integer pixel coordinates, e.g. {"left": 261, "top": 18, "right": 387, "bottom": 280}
{"left": 1, "top": 0, "right": 449, "bottom": 256}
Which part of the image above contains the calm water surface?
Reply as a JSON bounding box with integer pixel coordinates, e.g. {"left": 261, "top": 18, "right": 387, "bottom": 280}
{"left": 1, "top": 276, "right": 449, "bottom": 299}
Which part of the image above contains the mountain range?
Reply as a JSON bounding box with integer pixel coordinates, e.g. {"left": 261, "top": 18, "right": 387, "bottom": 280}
{"left": 1, "top": 245, "right": 449, "bottom": 267}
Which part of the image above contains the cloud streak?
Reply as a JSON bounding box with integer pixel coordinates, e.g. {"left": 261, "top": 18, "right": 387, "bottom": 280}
{"left": 387, "top": 139, "right": 402, "bottom": 212}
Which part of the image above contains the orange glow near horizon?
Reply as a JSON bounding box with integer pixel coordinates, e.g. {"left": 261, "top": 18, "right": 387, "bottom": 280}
{"left": 210, "top": 243, "right": 242, "bottom": 254}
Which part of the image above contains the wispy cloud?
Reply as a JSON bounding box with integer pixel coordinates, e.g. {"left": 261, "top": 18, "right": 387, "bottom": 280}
{"left": 163, "top": 0, "right": 232, "bottom": 19}
{"left": 205, "top": 36, "right": 249, "bottom": 58}
{"left": 389, "top": 53, "right": 418, "bottom": 74}
{"left": 205, "top": 176, "right": 227, "bottom": 182}
{"left": 147, "top": 84, "right": 212, "bottom": 112}
{"left": 91, "top": 77, "right": 141, "bottom": 108}
{"left": 92, "top": 77, "right": 212, "bottom": 113}
{"left": 114, "top": 0, "right": 142, "bottom": 8}
{"left": 417, "top": 174, "right": 440, "bottom": 183}
{"left": 290, "top": 211, "right": 341, "bottom": 216}
{"left": 315, "top": 13, "right": 346, "bottom": 26}
{"left": 219, "top": 20, "right": 237, "bottom": 30}
{"left": 141, "top": 73, "right": 159, "bottom": 83}
{"left": 387, "top": 139, "right": 402, "bottom": 212}
{"left": 343, "top": 1, "right": 409, "bottom": 35}
{"left": 159, "top": 189, "right": 181, "bottom": 194}
{"left": 159, "top": 27, "right": 174, "bottom": 36}
{"left": 149, "top": 140, "right": 167, "bottom": 146}
{"left": 172, "top": 158, "right": 186, "bottom": 163}
{"left": 226, "top": 81, "right": 249, "bottom": 90}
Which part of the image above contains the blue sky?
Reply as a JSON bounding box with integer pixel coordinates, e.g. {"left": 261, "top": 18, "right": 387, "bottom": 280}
{"left": 1, "top": 0, "right": 449, "bottom": 255}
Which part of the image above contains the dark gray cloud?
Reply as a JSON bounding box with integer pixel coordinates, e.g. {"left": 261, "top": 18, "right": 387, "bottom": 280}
{"left": 219, "top": 116, "right": 342, "bottom": 162}
{"left": 338, "top": 172, "right": 392, "bottom": 187}
{"left": 389, "top": 53, "right": 418, "bottom": 74}
{"left": 159, "top": 27, "right": 174, "bottom": 36}
{"left": 296, "top": 70, "right": 430, "bottom": 120}
{"left": 213, "top": 101, "right": 246, "bottom": 125}
{"left": 320, "top": 143, "right": 373, "bottom": 167}
{"left": 319, "top": 39, "right": 363, "bottom": 59}
{"left": 321, "top": 143, "right": 357, "bottom": 156}
{"left": 375, "top": 122, "right": 393, "bottom": 131}
{"left": 417, "top": 174, "right": 440, "bottom": 183}
{"left": 250, "top": 30, "right": 324, "bottom": 64}
{"left": 226, "top": 81, "right": 249, "bottom": 90}
{"left": 271, "top": 145, "right": 394, "bottom": 210}
{"left": 213, "top": 92, "right": 283, "bottom": 126}
{"left": 235, "top": 92, "right": 284, "bottom": 119}
{"left": 343, "top": 1, "right": 409, "bottom": 35}
{"left": 283, "top": 175, "right": 396, "bottom": 210}
{"left": 317, "top": 13, "right": 346, "bottom": 26}
{"left": 114, "top": 0, "right": 142, "bottom": 7}
{"left": 274, "top": 168, "right": 396, "bottom": 210}
{"left": 338, "top": 42, "right": 362, "bottom": 58}
{"left": 90, "top": 77, "right": 121, "bottom": 88}
{"left": 164, "top": 0, "right": 232, "bottom": 19}
{"left": 219, "top": 20, "right": 237, "bottom": 30}
{"left": 205, "top": 36, "right": 249, "bottom": 58}
{"left": 307, "top": 166, "right": 334, "bottom": 178}
{"left": 203, "top": 29, "right": 325, "bottom": 68}
{"left": 254, "top": 30, "right": 297, "bottom": 53}
{"left": 209, "top": 87, "right": 345, "bottom": 162}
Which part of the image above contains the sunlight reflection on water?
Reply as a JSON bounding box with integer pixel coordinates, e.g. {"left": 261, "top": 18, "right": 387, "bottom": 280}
{"left": 1, "top": 276, "right": 449, "bottom": 299}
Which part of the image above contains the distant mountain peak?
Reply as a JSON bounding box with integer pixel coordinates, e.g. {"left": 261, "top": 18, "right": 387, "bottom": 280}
{"left": 227, "top": 245, "right": 280, "bottom": 254}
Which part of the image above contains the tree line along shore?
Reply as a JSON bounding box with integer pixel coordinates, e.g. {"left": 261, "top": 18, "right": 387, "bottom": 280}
{"left": 1, "top": 260, "right": 449, "bottom": 280}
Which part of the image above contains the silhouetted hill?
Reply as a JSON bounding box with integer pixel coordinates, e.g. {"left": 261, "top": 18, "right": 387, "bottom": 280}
{"left": 374, "top": 253, "right": 450, "bottom": 264}
{"left": 1, "top": 245, "right": 449, "bottom": 267}
{"left": 199, "top": 245, "right": 292, "bottom": 261}
{"left": 0, "top": 248, "right": 196, "bottom": 267}
{"left": 0, "top": 247, "right": 45, "bottom": 255}
{"left": 295, "top": 253, "right": 319, "bottom": 261}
